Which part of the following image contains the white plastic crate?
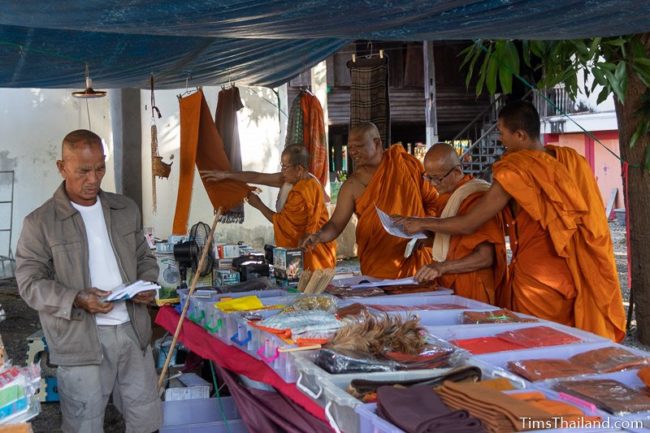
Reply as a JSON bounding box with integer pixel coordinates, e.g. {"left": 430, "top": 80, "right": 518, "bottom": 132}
{"left": 356, "top": 388, "right": 622, "bottom": 433}
{"left": 291, "top": 350, "right": 461, "bottom": 433}
{"left": 426, "top": 321, "right": 608, "bottom": 355}
{"left": 471, "top": 341, "right": 649, "bottom": 388}
{"left": 160, "top": 397, "right": 249, "bottom": 433}
{"left": 339, "top": 294, "right": 488, "bottom": 310}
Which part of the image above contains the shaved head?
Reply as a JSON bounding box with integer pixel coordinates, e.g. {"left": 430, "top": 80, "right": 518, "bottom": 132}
{"left": 424, "top": 142, "right": 460, "bottom": 170}
{"left": 62, "top": 129, "right": 103, "bottom": 159}
{"left": 349, "top": 122, "right": 380, "bottom": 141}
{"left": 423, "top": 143, "right": 464, "bottom": 194}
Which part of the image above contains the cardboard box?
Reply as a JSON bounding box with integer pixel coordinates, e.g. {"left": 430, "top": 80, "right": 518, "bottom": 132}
{"left": 215, "top": 258, "right": 233, "bottom": 270}
{"left": 156, "top": 254, "right": 180, "bottom": 304}
{"left": 214, "top": 269, "right": 240, "bottom": 287}
{"left": 214, "top": 244, "right": 240, "bottom": 259}
{"left": 186, "top": 267, "right": 213, "bottom": 288}
{"left": 273, "top": 247, "right": 303, "bottom": 282}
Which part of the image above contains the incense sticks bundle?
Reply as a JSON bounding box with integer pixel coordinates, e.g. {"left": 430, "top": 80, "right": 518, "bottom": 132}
{"left": 301, "top": 268, "right": 336, "bottom": 294}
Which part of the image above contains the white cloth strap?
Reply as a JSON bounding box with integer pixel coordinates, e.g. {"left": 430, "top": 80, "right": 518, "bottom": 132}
{"left": 431, "top": 179, "right": 491, "bottom": 262}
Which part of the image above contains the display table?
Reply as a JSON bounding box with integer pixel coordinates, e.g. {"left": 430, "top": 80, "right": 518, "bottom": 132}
{"left": 155, "top": 306, "right": 329, "bottom": 424}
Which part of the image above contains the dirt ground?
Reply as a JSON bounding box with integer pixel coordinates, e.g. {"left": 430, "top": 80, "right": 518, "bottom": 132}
{"left": 0, "top": 220, "right": 641, "bottom": 432}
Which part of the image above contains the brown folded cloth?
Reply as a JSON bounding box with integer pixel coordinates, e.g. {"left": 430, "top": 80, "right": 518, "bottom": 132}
{"left": 437, "top": 380, "right": 551, "bottom": 432}
{"left": 376, "top": 384, "right": 486, "bottom": 433}
{"left": 507, "top": 359, "right": 596, "bottom": 381}
{"left": 325, "top": 286, "right": 385, "bottom": 298}
{"left": 569, "top": 346, "right": 649, "bottom": 373}
{"left": 462, "top": 310, "right": 537, "bottom": 324}
{"left": 496, "top": 326, "right": 582, "bottom": 348}
{"left": 348, "top": 366, "right": 481, "bottom": 402}
{"left": 335, "top": 303, "right": 367, "bottom": 319}
{"left": 554, "top": 379, "right": 650, "bottom": 414}
{"left": 509, "top": 392, "right": 601, "bottom": 425}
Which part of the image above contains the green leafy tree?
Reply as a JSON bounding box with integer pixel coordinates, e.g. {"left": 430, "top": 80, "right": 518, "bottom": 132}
{"left": 460, "top": 34, "right": 650, "bottom": 343}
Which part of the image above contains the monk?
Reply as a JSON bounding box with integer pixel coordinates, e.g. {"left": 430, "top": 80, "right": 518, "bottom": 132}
{"left": 301, "top": 122, "right": 438, "bottom": 279}
{"left": 395, "top": 101, "right": 626, "bottom": 341}
{"left": 413, "top": 143, "right": 507, "bottom": 305}
{"left": 204, "top": 146, "right": 335, "bottom": 271}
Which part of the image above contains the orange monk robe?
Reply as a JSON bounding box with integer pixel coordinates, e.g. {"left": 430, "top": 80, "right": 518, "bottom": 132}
{"left": 355, "top": 145, "right": 438, "bottom": 279}
{"left": 272, "top": 177, "right": 336, "bottom": 271}
{"left": 434, "top": 175, "right": 507, "bottom": 305}
{"left": 492, "top": 146, "right": 626, "bottom": 341}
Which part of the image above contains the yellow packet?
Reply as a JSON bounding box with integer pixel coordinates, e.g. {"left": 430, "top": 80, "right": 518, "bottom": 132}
{"left": 215, "top": 296, "right": 264, "bottom": 312}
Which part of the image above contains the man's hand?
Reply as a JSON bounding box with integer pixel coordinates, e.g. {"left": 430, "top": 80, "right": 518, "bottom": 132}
{"left": 415, "top": 238, "right": 433, "bottom": 250}
{"left": 414, "top": 263, "right": 446, "bottom": 283}
{"left": 133, "top": 290, "right": 156, "bottom": 305}
{"left": 246, "top": 192, "right": 263, "bottom": 209}
{"left": 393, "top": 216, "right": 425, "bottom": 235}
{"left": 300, "top": 233, "right": 321, "bottom": 250}
{"left": 199, "top": 169, "right": 230, "bottom": 182}
{"left": 74, "top": 287, "right": 114, "bottom": 314}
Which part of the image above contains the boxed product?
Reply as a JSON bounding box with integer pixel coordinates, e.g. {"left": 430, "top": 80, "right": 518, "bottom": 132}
{"left": 186, "top": 267, "right": 213, "bottom": 288}
{"left": 273, "top": 247, "right": 303, "bottom": 284}
{"left": 214, "top": 244, "right": 241, "bottom": 259}
{"left": 156, "top": 254, "right": 180, "bottom": 305}
{"left": 215, "top": 258, "right": 234, "bottom": 270}
{"left": 215, "top": 269, "right": 241, "bottom": 287}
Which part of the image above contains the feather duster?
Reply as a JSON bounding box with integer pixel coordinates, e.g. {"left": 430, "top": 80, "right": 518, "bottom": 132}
{"left": 325, "top": 312, "right": 427, "bottom": 357}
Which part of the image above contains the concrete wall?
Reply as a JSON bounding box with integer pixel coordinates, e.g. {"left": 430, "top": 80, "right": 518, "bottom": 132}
{"left": 0, "top": 89, "right": 113, "bottom": 261}
{"left": 1, "top": 85, "right": 289, "bottom": 259}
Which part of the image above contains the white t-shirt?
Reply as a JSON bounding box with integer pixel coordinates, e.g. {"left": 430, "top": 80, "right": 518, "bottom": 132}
{"left": 71, "top": 197, "right": 130, "bottom": 325}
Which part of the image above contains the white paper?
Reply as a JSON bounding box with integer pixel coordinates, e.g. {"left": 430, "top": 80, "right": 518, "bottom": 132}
{"left": 375, "top": 207, "right": 428, "bottom": 240}
{"left": 350, "top": 276, "right": 418, "bottom": 289}
{"left": 106, "top": 280, "right": 161, "bottom": 302}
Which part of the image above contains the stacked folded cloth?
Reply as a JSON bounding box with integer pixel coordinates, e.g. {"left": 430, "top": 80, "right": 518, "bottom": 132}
{"left": 508, "top": 346, "right": 649, "bottom": 381}
{"left": 553, "top": 378, "right": 650, "bottom": 414}
{"left": 450, "top": 326, "right": 583, "bottom": 355}
{"left": 437, "top": 379, "right": 600, "bottom": 433}
{"left": 376, "top": 383, "right": 486, "bottom": 433}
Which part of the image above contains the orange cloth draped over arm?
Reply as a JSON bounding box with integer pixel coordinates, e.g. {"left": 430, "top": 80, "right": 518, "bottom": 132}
{"left": 301, "top": 94, "right": 329, "bottom": 188}
{"left": 172, "top": 91, "right": 254, "bottom": 234}
{"left": 492, "top": 147, "right": 625, "bottom": 341}
{"left": 435, "top": 177, "right": 507, "bottom": 305}
{"left": 272, "top": 178, "right": 336, "bottom": 271}
{"left": 355, "top": 145, "right": 438, "bottom": 279}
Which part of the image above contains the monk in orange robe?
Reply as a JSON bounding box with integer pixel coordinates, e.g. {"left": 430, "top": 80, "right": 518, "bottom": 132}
{"left": 302, "top": 122, "right": 437, "bottom": 279}
{"left": 412, "top": 143, "right": 507, "bottom": 305}
{"left": 395, "top": 101, "right": 625, "bottom": 341}
{"left": 244, "top": 145, "right": 336, "bottom": 271}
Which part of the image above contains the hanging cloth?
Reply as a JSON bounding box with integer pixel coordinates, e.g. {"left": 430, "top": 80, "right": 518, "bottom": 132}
{"left": 285, "top": 93, "right": 304, "bottom": 147}
{"left": 300, "top": 92, "right": 329, "bottom": 188}
{"left": 348, "top": 56, "right": 391, "bottom": 147}
{"left": 215, "top": 86, "right": 246, "bottom": 223}
{"left": 172, "top": 90, "right": 254, "bottom": 235}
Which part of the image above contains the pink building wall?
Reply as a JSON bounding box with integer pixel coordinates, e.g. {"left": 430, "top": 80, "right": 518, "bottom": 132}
{"left": 544, "top": 131, "right": 624, "bottom": 211}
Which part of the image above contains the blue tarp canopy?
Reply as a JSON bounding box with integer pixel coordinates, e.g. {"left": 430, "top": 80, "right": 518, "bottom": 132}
{"left": 2, "top": 0, "right": 650, "bottom": 88}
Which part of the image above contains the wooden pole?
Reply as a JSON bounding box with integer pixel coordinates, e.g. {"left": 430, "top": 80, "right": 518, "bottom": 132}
{"left": 157, "top": 208, "right": 222, "bottom": 390}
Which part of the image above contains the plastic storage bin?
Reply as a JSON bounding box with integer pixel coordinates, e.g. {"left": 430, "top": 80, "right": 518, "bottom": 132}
{"left": 470, "top": 341, "right": 649, "bottom": 388}
{"left": 160, "top": 397, "right": 249, "bottom": 433}
{"left": 291, "top": 350, "right": 462, "bottom": 433}
{"left": 426, "top": 321, "right": 607, "bottom": 355}
{"left": 339, "top": 294, "right": 493, "bottom": 311}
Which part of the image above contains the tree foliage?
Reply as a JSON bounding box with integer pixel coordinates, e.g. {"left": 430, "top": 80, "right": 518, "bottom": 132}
{"left": 459, "top": 35, "right": 650, "bottom": 170}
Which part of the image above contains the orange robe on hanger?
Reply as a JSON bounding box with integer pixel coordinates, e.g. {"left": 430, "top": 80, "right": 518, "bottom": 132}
{"left": 355, "top": 145, "right": 438, "bottom": 279}
{"left": 434, "top": 175, "right": 507, "bottom": 305}
{"left": 273, "top": 177, "right": 336, "bottom": 271}
{"left": 493, "top": 146, "right": 626, "bottom": 341}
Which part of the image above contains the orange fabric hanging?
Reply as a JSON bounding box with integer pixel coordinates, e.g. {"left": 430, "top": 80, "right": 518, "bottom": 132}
{"left": 492, "top": 146, "right": 626, "bottom": 341}
{"left": 272, "top": 177, "right": 336, "bottom": 270}
{"left": 434, "top": 175, "right": 507, "bottom": 305}
{"left": 300, "top": 93, "right": 329, "bottom": 188}
{"left": 172, "top": 91, "right": 254, "bottom": 235}
{"left": 355, "top": 145, "right": 438, "bottom": 279}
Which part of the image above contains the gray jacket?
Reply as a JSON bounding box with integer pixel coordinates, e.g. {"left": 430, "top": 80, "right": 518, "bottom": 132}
{"left": 15, "top": 183, "right": 158, "bottom": 366}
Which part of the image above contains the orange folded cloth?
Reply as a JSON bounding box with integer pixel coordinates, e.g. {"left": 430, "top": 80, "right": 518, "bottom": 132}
{"left": 172, "top": 90, "right": 254, "bottom": 234}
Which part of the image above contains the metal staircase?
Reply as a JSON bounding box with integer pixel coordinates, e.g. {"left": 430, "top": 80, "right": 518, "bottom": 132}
{"left": 451, "top": 90, "right": 532, "bottom": 181}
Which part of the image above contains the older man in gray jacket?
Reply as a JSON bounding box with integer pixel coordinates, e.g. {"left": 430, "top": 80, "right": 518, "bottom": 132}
{"left": 16, "top": 130, "right": 161, "bottom": 433}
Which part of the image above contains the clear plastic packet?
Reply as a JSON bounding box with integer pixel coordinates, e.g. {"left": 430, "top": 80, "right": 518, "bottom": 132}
{"left": 282, "top": 294, "right": 338, "bottom": 313}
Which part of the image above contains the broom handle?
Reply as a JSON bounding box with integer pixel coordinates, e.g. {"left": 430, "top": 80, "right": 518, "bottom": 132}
{"left": 157, "top": 208, "right": 222, "bottom": 390}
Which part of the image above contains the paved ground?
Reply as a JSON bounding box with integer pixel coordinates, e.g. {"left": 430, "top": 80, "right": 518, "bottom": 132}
{"left": 0, "top": 221, "right": 640, "bottom": 432}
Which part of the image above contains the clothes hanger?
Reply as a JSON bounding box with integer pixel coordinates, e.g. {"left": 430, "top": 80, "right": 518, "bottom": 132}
{"left": 177, "top": 71, "right": 201, "bottom": 99}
